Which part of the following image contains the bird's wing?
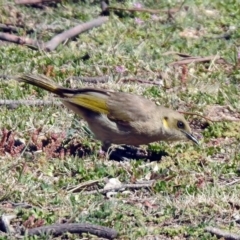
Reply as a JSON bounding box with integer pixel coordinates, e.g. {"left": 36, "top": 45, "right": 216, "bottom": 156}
{"left": 106, "top": 92, "right": 157, "bottom": 123}
{"left": 62, "top": 88, "right": 111, "bottom": 115}
{"left": 63, "top": 90, "right": 157, "bottom": 123}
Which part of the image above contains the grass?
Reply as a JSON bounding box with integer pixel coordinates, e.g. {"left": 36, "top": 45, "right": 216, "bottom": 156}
{"left": 0, "top": 0, "right": 240, "bottom": 239}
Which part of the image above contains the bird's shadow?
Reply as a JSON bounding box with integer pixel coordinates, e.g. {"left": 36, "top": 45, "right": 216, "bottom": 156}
{"left": 108, "top": 145, "right": 168, "bottom": 162}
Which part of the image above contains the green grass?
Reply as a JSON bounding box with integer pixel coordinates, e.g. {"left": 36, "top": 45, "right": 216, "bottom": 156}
{"left": 0, "top": 0, "right": 240, "bottom": 239}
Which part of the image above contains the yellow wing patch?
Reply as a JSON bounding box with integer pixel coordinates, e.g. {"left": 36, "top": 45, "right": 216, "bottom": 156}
{"left": 64, "top": 94, "right": 109, "bottom": 114}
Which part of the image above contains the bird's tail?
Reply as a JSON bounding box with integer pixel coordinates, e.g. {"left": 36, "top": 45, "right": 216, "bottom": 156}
{"left": 17, "top": 74, "right": 110, "bottom": 114}
{"left": 17, "top": 74, "right": 65, "bottom": 96}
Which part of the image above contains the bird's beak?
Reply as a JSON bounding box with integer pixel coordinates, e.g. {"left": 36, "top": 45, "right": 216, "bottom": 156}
{"left": 182, "top": 130, "right": 199, "bottom": 145}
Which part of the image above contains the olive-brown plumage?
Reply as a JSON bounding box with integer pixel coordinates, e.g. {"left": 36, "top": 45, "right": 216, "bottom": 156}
{"left": 17, "top": 74, "right": 198, "bottom": 148}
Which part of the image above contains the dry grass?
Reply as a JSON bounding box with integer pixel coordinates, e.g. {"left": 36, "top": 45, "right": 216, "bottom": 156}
{"left": 0, "top": 0, "right": 240, "bottom": 239}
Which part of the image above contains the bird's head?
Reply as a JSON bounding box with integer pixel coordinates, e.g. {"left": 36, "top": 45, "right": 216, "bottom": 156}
{"left": 162, "top": 111, "right": 198, "bottom": 144}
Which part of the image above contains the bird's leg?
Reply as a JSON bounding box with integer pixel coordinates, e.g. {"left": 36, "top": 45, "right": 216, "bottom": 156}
{"left": 102, "top": 143, "right": 148, "bottom": 161}
{"left": 121, "top": 145, "right": 148, "bottom": 158}
{"left": 101, "top": 143, "right": 166, "bottom": 161}
{"left": 102, "top": 141, "right": 111, "bottom": 152}
{"left": 101, "top": 143, "right": 128, "bottom": 161}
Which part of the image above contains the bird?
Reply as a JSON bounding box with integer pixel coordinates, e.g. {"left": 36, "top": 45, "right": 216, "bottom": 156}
{"left": 17, "top": 74, "right": 198, "bottom": 151}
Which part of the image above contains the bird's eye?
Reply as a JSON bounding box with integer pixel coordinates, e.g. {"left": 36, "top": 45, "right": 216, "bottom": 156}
{"left": 177, "top": 121, "right": 185, "bottom": 129}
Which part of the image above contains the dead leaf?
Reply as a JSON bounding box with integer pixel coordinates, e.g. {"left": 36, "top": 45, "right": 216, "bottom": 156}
{"left": 179, "top": 27, "right": 206, "bottom": 39}
{"left": 143, "top": 200, "right": 158, "bottom": 209}
{"left": 104, "top": 178, "right": 122, "bottom": 190}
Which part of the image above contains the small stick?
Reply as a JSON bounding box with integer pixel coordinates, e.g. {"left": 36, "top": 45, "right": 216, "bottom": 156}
{"left": 84, "top": 181, "right": 155, "bottom": 195}
{"left": 68, "top": 76, "right": 109, "bottom": 84}
{"left": 169, "top": 55, "right": 221, "bottom": 66}
{"left": 1, "top": 201, "right": 32, "bottom": 209}
{"left": 0, "top": 100, "right": 61, "bottom": 108}
{"left": 223, "top": 179, "right": 240, "bottom": 187}
{"left": 67, "top": 179, "right": 102, "bottom": 193}
{"left": 15, "top": 0, "right": 59, "bottom": 4}
{"left": 120, "top": 78, "right": 163, "bottom": 86}
{"left": 44, "top": 16, "right": 109, "bottom": 51}
{"left": 0, "top": 16, "right": 108, "bottom": 52}
{"left": 205, "top": 226, "right": 240, "bottom": 240}
{"left": 107, "top": 6, "right": 178, "bottom": 14}
{"left": 24, "top": 223, "right": 118, "bottom": 239}
{"left": 0, "top": 214, "right": 17, "bottom": 233}
{"left": 178, "top": 111, "right": 217, "bottom": 123}
{"left": 0, "top": 32, "right": 42, "bottom": 48}
{"left": 0, "top": 24, "right": 19, "bottom": 33}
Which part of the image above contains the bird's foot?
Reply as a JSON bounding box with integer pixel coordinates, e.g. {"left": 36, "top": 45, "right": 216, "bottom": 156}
{"left": 101, "top": 144, "right": 169, "bottom": 161}
{"left": 106, "top": 145, "right": 148, "bottom": 161}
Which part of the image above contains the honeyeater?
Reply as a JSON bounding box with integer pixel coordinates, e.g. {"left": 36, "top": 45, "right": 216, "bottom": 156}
{"left": 17, "top": 74, "right": 198, "bottom": 149}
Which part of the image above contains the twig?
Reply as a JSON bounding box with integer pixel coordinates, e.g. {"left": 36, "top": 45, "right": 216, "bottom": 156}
{"left": 0, "top": 214, "right": 16, "bottom": 233}
{"left": 120, "top": 78, "right": 164, "bottom": 86}
{"left": 0, "top": 24, "right": 19, "bottom": 33}
{"left": 24, "top": 223, "right": 118, "bottom": 239}
{"left": 0, "top": 24, "right": 59, "bottom": 35}
{"left": 68, "top": 76, "right": 109, "bottom": 84}
{"left": 107, "top": 6, "right": 178, "bottom": 14}
{"left": 84, "top": 181, "right": 155, "bottom": 195}
{"left": 67, "top": 179, "right": 102, "bottom": 193}
{"left": 223, "top": 179, "right": 240, "bottom": 187}
{"left": 205, "top": 226, "right": 240, "bottom": 240}
{"left": 0, "top": 24, "right": 36, "bottom": 35}
{"left": 0, "top": 16, "right": 108, "bottom": 51}
{"left": 203, "top": 32, "right": 232, "bottom": 40}
{"left": 44, "top": 16, "right": 109, "bottom": 51}
{"left": 162, "top": 51, "right": 195, "bottom": 58}
{"left": 0, "top": 100, "right": 61, "bottom": 108}
{"left": 169, "top": 55, "right": 221, "bottom": 66}
{"left": 1, "top": 201, "right": 33, "bottom": 209}
{"left": 178, "top": 111, "right": 218, "bottom": 123}
{"left": 0, "top": 32, "right": 42, "bottom": 49}
{"left": 100, "top": 1, "right": 109, "bottom": 16}
{"left": 15, "top": 0, "right": 59, "bottom": 4}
